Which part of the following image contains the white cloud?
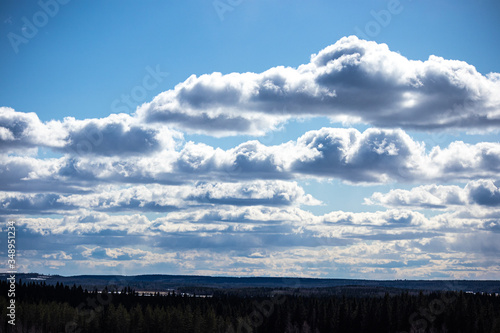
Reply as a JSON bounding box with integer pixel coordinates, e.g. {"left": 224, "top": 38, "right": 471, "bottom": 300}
{"left": 61, "top": 113, "right": 182, "bottom": 156}
{"left": 2, "top": 128, "right": 500, "bottom": 193}
{"left": 3, "top": 35, "right": 500, "bottom": 279}
{"left": 171, "top": 128, "right": 500, "bottom": 184}
{"left": 0, "top": 180, "right": 321, "bottom": 215}
{"left": 13, "top": 205, "right": 500, "bottom": 279}
{"left": 0, "top": 108, "right": 183, "bottom": 156}
{"left": 0, "top": 107, "right": 66, "bottom": 152}
{"left": 321, "top": 209, "right": 428, "bottom": 227}
{"left": 289, "top": 127, "right": 427, "bottom": 183}
{"left": 367, "top": 179, "right": 500, "bottom": 209}
{"left": 186, "top": 180, "right": 322, "bottom": 206}
{"left": 137, "top": 36, "right": 500, "bottom": 135}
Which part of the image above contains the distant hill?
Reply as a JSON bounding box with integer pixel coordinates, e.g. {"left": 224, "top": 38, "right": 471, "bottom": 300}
{"left": 4, "top": 272, "right": 500, "bottom": 295}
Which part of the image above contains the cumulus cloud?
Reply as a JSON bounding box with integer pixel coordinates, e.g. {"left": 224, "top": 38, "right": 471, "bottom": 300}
{"left": 0, "top": 155, "right": 82, "bottom": 193}
{"left": 367, "top": 179, "right": 500, "bottom": 209}
{"left": 186, "top": 180, "right": 321, "bottom": 206}
{"left": 0, "top": 181, "right": 321, "bottom": 215}
{"left": 0, "top": 192, "right": 77, "bottom": 214}
{"left": 137, "top": 36, "right": 500, "bottom": 135}
{"left": 289, "top": 127, "right": 426, "bottom": 183}
{"left": 0, "top": 107, "right": 66, "bottom": 152}
{"left": 60, "top": 113, "right": 182, "bottom": 156}
{"left": 0, "top": 108, "right": 182, "bottom": 156}
{"left": 168, "top": 128, "right": 500, "bottom": 184}
{"left": 6, "top": 36, "right": 499, "bottom": 143}
{"left": 466, "top": 179, "right": 500, "bottom": 206}
{"left": 2, "top": 127, "right": 500, "bottom": 192}
{"left": 321, "top": 209, "right": 428, "bottom": 227}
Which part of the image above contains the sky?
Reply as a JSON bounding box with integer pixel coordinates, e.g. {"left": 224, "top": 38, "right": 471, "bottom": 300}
{"left": 1, "top": 0, "right": 500, "bottom": 279}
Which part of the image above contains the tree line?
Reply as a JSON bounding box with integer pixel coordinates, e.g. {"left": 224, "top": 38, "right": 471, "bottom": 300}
{"left": 1, "top": 279, "right": 500, "bottom": 332}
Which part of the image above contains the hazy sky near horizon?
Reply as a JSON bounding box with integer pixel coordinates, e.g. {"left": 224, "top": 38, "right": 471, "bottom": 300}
{"left": 1, "top": 0, "right": 500, "bottom": 279}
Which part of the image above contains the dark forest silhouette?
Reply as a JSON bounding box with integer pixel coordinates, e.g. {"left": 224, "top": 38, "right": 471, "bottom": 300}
{"left": 1, "top": 279, "right": 500, "bottom": 333}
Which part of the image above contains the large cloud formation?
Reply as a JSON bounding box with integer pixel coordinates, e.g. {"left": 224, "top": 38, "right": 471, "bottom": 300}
{"left": 10, "top": 204, "right": 500, "bottom": 279}
{"left": 138, "top": 36, "right": 500, "bottom": 135}
{"left": 1, "top": 127, "right": 500, "bottom": 192}
{"left": 2, "top": 36, "right": 500, "bottom": 279}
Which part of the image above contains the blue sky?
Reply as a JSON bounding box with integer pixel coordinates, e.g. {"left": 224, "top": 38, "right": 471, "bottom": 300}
{"left": 1, "top": 0, "right": 500, "bottom": 279}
